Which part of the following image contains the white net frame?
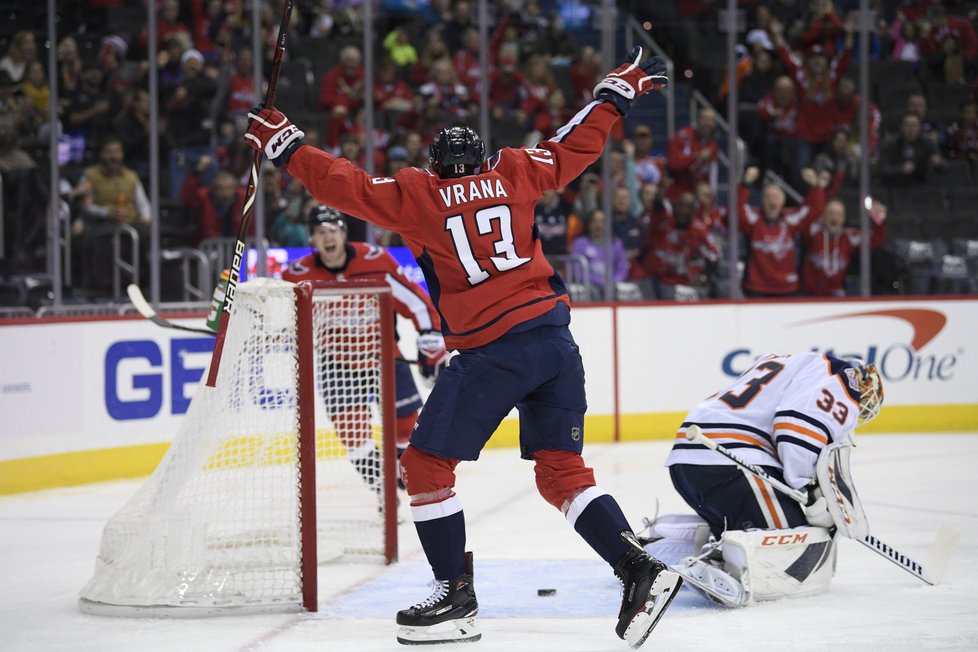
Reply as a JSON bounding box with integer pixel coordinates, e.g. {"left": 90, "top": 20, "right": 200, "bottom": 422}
{"left": 78, "top": 279, "right": 397, "bottom": 616}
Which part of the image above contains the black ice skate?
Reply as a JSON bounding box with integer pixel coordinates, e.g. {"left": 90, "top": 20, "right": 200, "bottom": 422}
{"left": 614, "top": 531, "right": 683, "bottom": 649}
{"left": 396, "top": 551, "right": 480, "bottom": 645}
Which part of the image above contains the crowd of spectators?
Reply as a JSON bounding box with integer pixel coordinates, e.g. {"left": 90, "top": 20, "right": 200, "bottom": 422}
{"left": 0, "top": 0, "right": 976, "bottom": 306}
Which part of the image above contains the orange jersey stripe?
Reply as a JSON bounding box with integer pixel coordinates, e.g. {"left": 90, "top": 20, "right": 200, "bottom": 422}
{"left": 753, "top": 476, "right": 784, "bottom": 529}
{"left": 677, "top": 430, "right": 777, "bottom": 456}
{"left": 774, "top": 421, "right": 829, "bottom": 445}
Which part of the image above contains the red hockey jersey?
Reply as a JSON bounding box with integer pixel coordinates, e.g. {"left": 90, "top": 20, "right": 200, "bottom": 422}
{"left": 282, "top": 242, "right": 441, "bottom": 357}
{"left": 285, "top": 100, "right": 622, "bottom": 349}
{"left": 800, "top": 220, "right": 888, "bottom": 296}
{"left": 738, "top": 185, "right": 825, "bottom": 295}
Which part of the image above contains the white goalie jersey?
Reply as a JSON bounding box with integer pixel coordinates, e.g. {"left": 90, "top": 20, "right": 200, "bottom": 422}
{"left": 666, "top": 352, "right": 861, "bottom": 489}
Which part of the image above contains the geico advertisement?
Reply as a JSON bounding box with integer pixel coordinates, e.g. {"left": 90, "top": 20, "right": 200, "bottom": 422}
{"left": 0, "top": 318, "right": 214, "bottom": 460}
{"left": 617, "top": 299, "right": 978, "bottom": 414}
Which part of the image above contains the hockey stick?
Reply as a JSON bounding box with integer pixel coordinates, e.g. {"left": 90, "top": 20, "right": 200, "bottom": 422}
{"left": 685, "top": 425, "right": 959, "bottom": 585}
{"left": 127, "top": 284, "right": 215, "bottom": 336}
{"left": 206, "top": 0, "right": 295, "bottom": 388}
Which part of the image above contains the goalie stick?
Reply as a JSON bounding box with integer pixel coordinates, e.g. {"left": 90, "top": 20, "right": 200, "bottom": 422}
{"left": 206, "top": 0, "right": 295, "bottom": 388}
{"left": 685, "top": 425, "right": 959, "bottom": 586}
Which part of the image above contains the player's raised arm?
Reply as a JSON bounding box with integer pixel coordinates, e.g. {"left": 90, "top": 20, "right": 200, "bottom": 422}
{"left": 509, "top": 47, "right": 669, "bottom": 193}
{"left": 244, "top": 104, "right": 408, "bottom": 233}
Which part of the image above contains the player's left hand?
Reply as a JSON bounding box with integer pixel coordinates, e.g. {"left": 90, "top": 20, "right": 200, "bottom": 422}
{"left": 245, "top": 104, "right": 305, "bottom": 168}
{"left": 804, "top": 486, "right": 834, "bottom": 529}
{"left": 593, "top": 46, "right": 669, "bottom": 116}
{"left": 417, "top": 331, "right": 450, "bottom": 386}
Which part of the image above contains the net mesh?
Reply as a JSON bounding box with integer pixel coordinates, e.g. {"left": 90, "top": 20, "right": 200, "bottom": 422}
{"left": 78, "top": 279, "right": 391, "bottom": 613}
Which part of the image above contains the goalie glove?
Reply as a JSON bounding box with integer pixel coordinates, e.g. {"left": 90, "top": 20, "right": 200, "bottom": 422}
{"left": 416, "top": 330, "right": 450, "bottom": 386}
{"left": 804, "top": 486, "right": 834, "bottom": 529}
{"left": 244, "top": 104, "right": 305, "bottom": 168}
{"left": 593, "top": 46, "right": 669, "bottom": 116}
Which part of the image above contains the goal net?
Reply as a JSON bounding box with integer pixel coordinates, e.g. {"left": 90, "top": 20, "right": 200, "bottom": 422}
{"left": 79, "top": 279, "right": 398, "bottom": 615}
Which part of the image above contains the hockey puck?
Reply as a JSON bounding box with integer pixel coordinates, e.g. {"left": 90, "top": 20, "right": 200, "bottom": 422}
{"left": 537, "top": 588, "right": 556, "bottom": 597}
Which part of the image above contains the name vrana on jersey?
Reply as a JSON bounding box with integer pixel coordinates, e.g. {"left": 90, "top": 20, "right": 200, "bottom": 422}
{"left": 438, "top": 179, "right": 509, "bottom": 209}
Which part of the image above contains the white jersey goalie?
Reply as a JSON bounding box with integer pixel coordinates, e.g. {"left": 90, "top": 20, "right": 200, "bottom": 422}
{"left": 644, "top": 352, "right": 884, "bottom": 607}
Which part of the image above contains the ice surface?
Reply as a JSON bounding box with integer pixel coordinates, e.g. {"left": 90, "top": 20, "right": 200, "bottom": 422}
{"left": 1, "top": 435, "right": 976, "bottom": 651}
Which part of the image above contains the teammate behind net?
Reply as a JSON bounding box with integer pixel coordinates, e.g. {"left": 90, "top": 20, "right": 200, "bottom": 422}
{"left": 281, "top": 205, "right": 448, "bottom": 494}
{"left": 642, "top": 352, "right": 884, "bottom": 606}
{"left": 245, "top": 47, "right": 681, "bottom": 648}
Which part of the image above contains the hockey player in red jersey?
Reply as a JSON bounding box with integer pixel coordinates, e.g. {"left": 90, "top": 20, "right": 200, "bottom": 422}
{"left": 245, "top": 47, "right": 682, "bottom": 648}
{"left": 281, "top": 205, "right": 449, "bottom": 490}
{"left": 737, "top": 165, "right": 828, "bottom": 297}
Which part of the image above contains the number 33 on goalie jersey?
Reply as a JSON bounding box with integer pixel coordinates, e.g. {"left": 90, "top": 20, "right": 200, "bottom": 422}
{"left": 285, "top": 101, "right": 624, "bottom": 350}
{"left": 666, "top": 352, "right": 861, "bottom": 489}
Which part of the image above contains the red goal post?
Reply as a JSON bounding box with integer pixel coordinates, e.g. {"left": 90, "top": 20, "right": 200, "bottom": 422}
{"left": 79, "top": 279, "right": 398, "bottom": 616}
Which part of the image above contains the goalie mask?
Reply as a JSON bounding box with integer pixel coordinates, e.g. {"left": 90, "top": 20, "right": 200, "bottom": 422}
{"left": 429, "top": 126, "right": 485, "bottom": 179}
{"left": 851, "top": 361, "right": 884, "bottom": 425}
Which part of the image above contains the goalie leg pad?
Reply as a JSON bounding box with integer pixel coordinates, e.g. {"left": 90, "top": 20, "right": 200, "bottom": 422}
{"left": 641, "top": 514, "right": 711, "bottom": 565}
{"left": 721, "top": 527, "right": 836, "bottom": 602}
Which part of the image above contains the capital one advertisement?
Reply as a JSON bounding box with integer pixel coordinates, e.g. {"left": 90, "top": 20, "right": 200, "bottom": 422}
{"left": 616, "top": 299, "right": 978, "bottom": 418}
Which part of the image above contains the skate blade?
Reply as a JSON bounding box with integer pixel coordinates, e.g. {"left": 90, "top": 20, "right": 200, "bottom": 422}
{"left": 624, "top": 570, "right": 683, "bottom": 649}
{"left": 396, "top": 617, "right": 481, "bottom": 645}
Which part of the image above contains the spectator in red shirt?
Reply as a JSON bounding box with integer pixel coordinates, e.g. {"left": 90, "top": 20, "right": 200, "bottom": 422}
{"left": 226, "top": 47, "right": 262, "bottom": 118}
{"left": 519, "top": 54, "right": 555, "bottom": 123}
{"left": 489, "top": 49, "right": 528, "bottom": 125}
{"left": 569, "top": 45, "right": 601, "bottom": 109}
{"left": 375, "top": 57, "right": 415, "bottom": 130}
{"left": 453, "top": 28, "right": 482, "bottom": 88}
{"left": 798, "top": 0, "right": 844, "bottom": 56}
{"left": 531, "top": 88, "right": 573, "bottom": 142}
{"left": 771, "top": 19, "right": 854, "bottom": 182}
{"left": 183, "top": 168, "right": 248, "bottom": 245}
{"left": 317, "top": 45, "right": 364, "bottom": 121}
{"left": 920, "top": 5, "right": 978, "bottom": 62}
{"left": 632, "top": 191, "right": 720, "bottom": 299}
{"left": 757, "top": 75, "right": 799, "bottom": 181}
{"left": 693, "top": 180, "right": 727, "bottom": 235}
{"left": 801, "top": 198, "right": 888, "bottom": 296}
{"left": 666, "top": 107, "right": 718, "bottom": 201}
{"left": 737, "top": 166, "right": 828, "bottom": 297}
{"left": 831, "top": 78, "right": 881, "bottom": 159}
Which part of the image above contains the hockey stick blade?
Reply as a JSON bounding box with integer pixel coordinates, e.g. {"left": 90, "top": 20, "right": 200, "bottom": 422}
{"left": 126, "top": 284, "right": 215, "bottom": 336}
{"left": 687, "top": 424, "right": 952, "bottom": 586}
{"left": 857, "top": 524, "right": 959, "bottom": 586}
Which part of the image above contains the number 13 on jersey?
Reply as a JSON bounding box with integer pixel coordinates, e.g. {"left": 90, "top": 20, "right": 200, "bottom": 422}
{"left": 445, "top": 205, "right": 531, "bottom": 286}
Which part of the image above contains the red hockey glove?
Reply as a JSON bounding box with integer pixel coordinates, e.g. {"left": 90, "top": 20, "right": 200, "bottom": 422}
{"left": 593, "top": 46, "right": 669, "bottom": 116}
{"left": 244, "top": 104, "right": 305, "bottom": 168}
{"left": 417, "top": 331, "right": 450, "bottom": 386}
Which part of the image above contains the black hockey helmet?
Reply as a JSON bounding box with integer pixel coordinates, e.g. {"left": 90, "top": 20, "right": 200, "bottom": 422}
{"left": 307, "top": 204, "right": 346, "bottom": 233}
{"left": 429, "top": 126, "right": 485, "bottom": 179}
